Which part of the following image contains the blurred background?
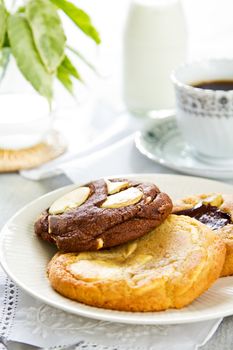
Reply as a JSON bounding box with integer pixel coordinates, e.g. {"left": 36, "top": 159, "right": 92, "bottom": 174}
{"left": 1, "top": 0, "right": 233, "bottom": 172}
{"left": 2, "top": 0, "right": 233, "bottom": 114}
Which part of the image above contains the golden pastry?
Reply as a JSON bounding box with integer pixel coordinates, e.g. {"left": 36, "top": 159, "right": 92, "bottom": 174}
{"left": 48, "top": 215, "right": 225, "bottom": 311}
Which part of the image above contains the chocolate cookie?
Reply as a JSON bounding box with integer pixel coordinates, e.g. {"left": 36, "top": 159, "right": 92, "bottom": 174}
{"left": 173, "top": 193, "right": 233, "bottom": 277}
{"left": 35, "top": 178, "right": 172, "bottom": 252}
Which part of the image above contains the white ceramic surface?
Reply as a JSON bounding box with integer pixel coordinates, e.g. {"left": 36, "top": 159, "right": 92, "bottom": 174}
{"left": 172, "top": 59, "right": 233, "bottom": 160}
{"left": 135, "top": 116, "right": 233, "bottom": 180}
{"left": 1, "top": 174, "right": 233, "bottom": 325}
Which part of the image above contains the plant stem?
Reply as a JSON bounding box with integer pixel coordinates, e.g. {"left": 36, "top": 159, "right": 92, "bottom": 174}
{"left": 66, "top": 44, "right": 98, "bottom": 74}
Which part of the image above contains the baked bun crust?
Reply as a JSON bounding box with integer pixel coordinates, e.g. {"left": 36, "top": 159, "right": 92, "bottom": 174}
{"left": 173, "top": 193, "right": 233, "bottom": 277}
{"left": 35, "top": 178, "right": 172, "bottom": 252}
{"left": 48, "top": 215, "right": 225, "bottom": 311}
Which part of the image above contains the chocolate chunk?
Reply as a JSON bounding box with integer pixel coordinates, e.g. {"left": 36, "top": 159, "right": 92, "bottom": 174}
{"left": 174, "top": 202, "right": 232, "bottom": 230}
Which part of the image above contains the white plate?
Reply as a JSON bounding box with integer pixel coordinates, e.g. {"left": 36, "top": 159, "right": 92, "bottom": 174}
{"left": 1, "top": 174, "right": 233, "bottom": 325}
{"left": 135, "top": 116, "right": 233, "bottom": 180}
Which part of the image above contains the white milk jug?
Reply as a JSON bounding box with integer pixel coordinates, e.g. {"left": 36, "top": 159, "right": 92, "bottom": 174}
{"left": 123, "top": 0, "right": 187, "bottom": 115}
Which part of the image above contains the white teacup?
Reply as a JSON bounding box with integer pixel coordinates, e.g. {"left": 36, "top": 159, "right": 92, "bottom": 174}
{"left": 171, "top": 59, "right": 233, "bottom": 162}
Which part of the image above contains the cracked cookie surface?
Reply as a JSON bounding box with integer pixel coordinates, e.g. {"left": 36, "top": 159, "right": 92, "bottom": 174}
{"left": 47, "top": 215, "right": 225, "bottom": 311}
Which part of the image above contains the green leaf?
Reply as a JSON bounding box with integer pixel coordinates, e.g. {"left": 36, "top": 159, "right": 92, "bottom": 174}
{"left": 17, "top": 6, "right": 26, "bottom": 13}
{"left": 26, "top": 0, "right": 66, "bottom": 73}
{"left": 61, "top": 55, "right": 82, "bottom": 81}
{"left": 0, "top": 47, "right": 10, "bottom": 81}
{"left": 50, "top": 0, "right": 100, "bottom": 44}
{"left": 57, "top": 64, "right": 73, "bottom": 93}
{"left": 0, "top": 4, "right": 7, "bottom": 49}
{"left": 57, "top": 55, "right": 83, "bottom": 94}
{"left": 8, "top": 14, "right": 53, "bottom": 100}
{"left": 3, "top": 30, "right": 9, "bottom": 47}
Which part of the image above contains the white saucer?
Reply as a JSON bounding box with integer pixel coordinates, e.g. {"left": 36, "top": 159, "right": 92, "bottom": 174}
{"left": 135, "top": 116, "right": 233, "bottom": 180}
